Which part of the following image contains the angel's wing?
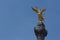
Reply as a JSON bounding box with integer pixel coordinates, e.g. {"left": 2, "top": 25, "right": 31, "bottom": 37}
{"left": 32, "top": 7, "right": 39, "bottom": 13}
{"left": 41, "top": 8, "right": 46, "bottom": 13}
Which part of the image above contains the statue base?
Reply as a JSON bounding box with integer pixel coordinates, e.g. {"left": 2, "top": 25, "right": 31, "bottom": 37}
{"left": 34, "top": 22, "right": 48, "bottom": 40}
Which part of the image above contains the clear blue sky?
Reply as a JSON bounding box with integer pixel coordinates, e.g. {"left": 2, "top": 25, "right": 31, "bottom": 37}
{"left": 0, "top": 0, "right": 60, "bottom": 40}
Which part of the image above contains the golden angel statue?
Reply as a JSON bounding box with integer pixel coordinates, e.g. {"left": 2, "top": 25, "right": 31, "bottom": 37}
{"left": 32, "top": 7, "right": 46, "bottom": 23}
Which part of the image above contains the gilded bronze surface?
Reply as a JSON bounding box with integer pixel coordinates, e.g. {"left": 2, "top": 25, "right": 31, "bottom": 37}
{"left": 32, "top": 7, "right": 46, "bottom": 22}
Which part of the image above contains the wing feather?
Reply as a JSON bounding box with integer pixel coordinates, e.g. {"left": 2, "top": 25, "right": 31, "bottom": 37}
{"left": 41, "top": 8, "right": 46, "bottom": 12}
{"left": 32, "top": 7, "right": 39, "bottom": 13}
